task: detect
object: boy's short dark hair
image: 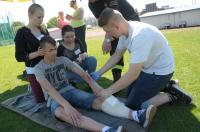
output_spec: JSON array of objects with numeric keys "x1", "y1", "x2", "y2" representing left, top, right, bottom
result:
[
  {"x1": 98, "y1": 8, "x2": 115, "y2": 27},
  {"x1": 40, "y1": 36, "x2": 56, "y2": 48},
  {"x1": 61, "y1": 25, "x2": 75, "y2": 36}
]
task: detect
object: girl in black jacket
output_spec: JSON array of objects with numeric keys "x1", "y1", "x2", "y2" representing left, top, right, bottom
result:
[{"x1": 15, "y1": 4, "x2": 48, "y2": 103}]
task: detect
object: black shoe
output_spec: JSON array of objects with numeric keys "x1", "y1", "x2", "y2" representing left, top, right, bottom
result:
[{"x1": 165, "y1": 80, "x2": 192, "y2": 104}]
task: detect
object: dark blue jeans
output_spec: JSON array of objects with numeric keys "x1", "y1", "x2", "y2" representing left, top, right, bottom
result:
[{"x1": 125, "y1": 71, "x2": 173, "y2": 110}]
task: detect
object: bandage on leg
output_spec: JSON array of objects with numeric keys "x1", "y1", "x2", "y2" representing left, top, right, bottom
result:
[{"x1": 101, "y1": 96, "x2": 130, "y2": 119}]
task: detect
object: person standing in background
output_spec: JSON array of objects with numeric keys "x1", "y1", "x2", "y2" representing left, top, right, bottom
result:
[
  {"x1": 66, "y1": 0, "x2": 87, "y2": 52},
  {"x1": 89, "y1": 0, "x2": 140, "y2": 83},
  {"x1": 57, "y1": 11, "x2": 70, "y2": 29}
]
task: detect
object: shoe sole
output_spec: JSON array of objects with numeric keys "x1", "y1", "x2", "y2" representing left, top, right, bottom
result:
[
  {"x1": 172, "y1": 84, "x2": 192, "y2": 104},
  {"x1": 143, "y1": 105, "x2": 157, "y2": 128},
  {"x1": 116, "y1": 126, "x2": 123, "y2": 132}
]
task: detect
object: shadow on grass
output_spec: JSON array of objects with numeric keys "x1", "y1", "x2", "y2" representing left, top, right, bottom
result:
[
  {"x1": 17, "y1": 74, "x2": 28, "y2": 82},
  {"x1": 0, "y1": 85, "x2": 52, "y2": 132},
  {"x1": 149, "y1": 103, "x2": 200, "y2": 132}
]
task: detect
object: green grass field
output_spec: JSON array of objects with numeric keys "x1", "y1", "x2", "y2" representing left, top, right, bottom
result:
[{"x1": 0, "y1": 27, "x2": 200, "y2": 132}]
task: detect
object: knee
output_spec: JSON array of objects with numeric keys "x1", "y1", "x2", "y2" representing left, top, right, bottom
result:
[
  {"x1": 54, "y1": 107, "x2": 64, "y2": 118},
  {"x1": 92, "y1": 98, "x2": 103, "y2": 110},
  {"x1": 87, "y1": 56, "x2": 97, "y2": 64}
]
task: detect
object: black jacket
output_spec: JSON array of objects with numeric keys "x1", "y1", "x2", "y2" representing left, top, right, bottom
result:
[
  {"x1": 15, "y1": 27, "x2": 49, "y2": 67},
  {"x1": 89, "y1": 0, "x2": 140, "y2": 21}
]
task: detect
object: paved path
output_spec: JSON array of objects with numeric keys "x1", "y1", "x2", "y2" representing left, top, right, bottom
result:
[{"x1": 86, "y1": 28, "x2": 105, "y2": 38}]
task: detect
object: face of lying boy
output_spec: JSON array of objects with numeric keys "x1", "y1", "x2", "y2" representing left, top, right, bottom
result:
[{"x1": 43, "y1": 43, "x2": 57, "y2": 60}]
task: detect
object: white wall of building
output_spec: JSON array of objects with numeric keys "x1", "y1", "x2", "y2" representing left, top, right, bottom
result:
[{"x1": 140, "y1": 8, "x2": 200, "y2": 29}]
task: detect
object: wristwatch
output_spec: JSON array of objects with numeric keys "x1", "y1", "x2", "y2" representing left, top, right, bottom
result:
[{"x1": 105, "y1": 38, "x2": 111, "y2": 43}]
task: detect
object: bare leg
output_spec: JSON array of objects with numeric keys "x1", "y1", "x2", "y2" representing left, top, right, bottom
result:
[
  {"x1": 149, "y1": 93, "x2": 170, "y2": 107},
  {"x1": 55, "y1": 107, "x2": 105, "y2": 132}
]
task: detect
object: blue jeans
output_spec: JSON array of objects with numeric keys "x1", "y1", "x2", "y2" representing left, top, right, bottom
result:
[
  {"x1": 65, "y1": 56, "x2": 97, "y2": 83},
  {"x1": 50, "y1": 87, "x2": 96, "y2": 113},
  {"x1": 125, "y1": 71, "x2": 173, "y2": 110}
]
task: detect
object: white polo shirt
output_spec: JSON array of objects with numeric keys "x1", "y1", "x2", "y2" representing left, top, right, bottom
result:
[{"x1": 117, "y1": 21, "x2": 174, "y2": 75}]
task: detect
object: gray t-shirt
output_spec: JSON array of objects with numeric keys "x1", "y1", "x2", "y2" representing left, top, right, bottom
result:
[{"x1": 34, "y1": 56, "x2": 76, "y2": 105}]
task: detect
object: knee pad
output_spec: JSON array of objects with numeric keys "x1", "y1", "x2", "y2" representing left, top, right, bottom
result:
[{"x1": 101, "y1": 96, "x2": 129, "y2": 118}]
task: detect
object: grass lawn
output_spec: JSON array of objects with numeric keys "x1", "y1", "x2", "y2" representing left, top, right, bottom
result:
[{"x1": 0, "y1": 27, "x2": 200, "y2": 132}]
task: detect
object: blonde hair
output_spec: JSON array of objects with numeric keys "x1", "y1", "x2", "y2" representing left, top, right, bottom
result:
[{"x1": 28, "y1": 3, "x2": 44, "y2": 15}]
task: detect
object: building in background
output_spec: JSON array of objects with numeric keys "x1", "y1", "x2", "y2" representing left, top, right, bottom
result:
[{"x1": 140, "y1": 5, "x2": 200, "y2": 29}]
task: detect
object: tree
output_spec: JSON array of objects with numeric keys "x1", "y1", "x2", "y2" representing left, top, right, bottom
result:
[
  {"x1": 47, "y1": 17, "x2": 58, "y2": 28},
  {"x1": 11, "y1": 21, "x2": 25, "y2": 34}
]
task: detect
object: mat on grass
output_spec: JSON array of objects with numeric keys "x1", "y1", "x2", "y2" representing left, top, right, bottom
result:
[{"x1": 1, "y1": 93, "x2": 145, "y2": 132}]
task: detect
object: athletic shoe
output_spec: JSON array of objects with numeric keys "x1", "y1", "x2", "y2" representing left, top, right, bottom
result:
[
  {"x1": 164, "y1": 80, "x2": 192, "y2": 104},
  {"x1": 137, "y1": 105, "x2": 157, "y2": 128},
  {"x1": 106, "y1": 126, "x2": 123, "y2": 132}
]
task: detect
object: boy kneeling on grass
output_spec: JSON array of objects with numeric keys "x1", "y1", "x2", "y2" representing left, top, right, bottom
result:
[{"x1": 33, "y1": 36, "x2": 156, "y2": 132}]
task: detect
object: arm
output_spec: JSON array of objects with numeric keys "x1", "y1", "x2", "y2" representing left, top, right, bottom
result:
[
  {"x1": 98, "y1": 48, "x2": 126, "y2": 76},
  {"x1": 71, "y1": 63, "x2": 103, "y2": 93},
  {"x1": 102, "y1": 33, "x2": 113, "y2": 54},
  {"x1": 69, "y1": 7, "x2": 84, "y2": 20},
  {"x1": 37, "y1": 79, "x2": 72, "y2": 108},
  {"x1": 88, "y1": 1, "x2": 105, "y2": 18},
  {"x1": 37, "y1": 78, "x2": 82, "y2": 126},
  {"x1": 15, "y1": 28, "x2": 44, "y2": 62},
  {"x1": 15, "y1": 29, "x2": 29, "y2": 62},
  {"x1": 99, "y1": 63, "x2": 143, "y2": 97}
]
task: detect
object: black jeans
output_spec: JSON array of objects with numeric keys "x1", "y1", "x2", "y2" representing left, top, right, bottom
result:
[
  {"x1": 110, "y1": 38, "x2": 124, "y2": 70},
  {"x1": 74, "y1": 25, "x2": 87, "y2": 52}
]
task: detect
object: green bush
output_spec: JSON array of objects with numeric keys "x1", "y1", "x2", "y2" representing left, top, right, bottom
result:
[{"x1": 47, "y1": 17, "x2": 58, "y2": 28}]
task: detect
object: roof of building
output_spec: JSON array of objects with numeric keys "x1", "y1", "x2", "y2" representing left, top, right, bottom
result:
[{"x1": 140, "y1": 5, "x2": 200, "y2": 18}]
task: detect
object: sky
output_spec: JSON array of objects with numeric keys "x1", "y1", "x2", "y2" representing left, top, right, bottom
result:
[{"x1": 0, "y1": 0, "x2": 200, "y2": 24}]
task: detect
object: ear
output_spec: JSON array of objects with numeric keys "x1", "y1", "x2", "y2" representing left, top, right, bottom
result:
[{"x1": 113, "y1": 22, "x2": 120, "y2": 31}]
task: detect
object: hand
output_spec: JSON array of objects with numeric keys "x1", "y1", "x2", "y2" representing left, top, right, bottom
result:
[
  {"x1": 64, "y1": 105, "x2": 82, "y2": 127},
  {"x1": 66, "y1": 14, "x2": 72, "y2": 20},
  {"x1": 96, "y1": 89, "x2": 111, "y2": 99},
  {"x1": 75, "y1": 57, "x2": 82, "y2": 64},
  {"x1": 102, "y1": 39, "x2": 112, "y2": 55},
  {"x1": 90, "y1": 82, "x2": 103, "y2": 94},
  {"x1": 37, "y1": 47, "x2": 45, "y2": 57},
  {"x1": 79, "y1": 53, "x2": 87, "y2": 61},
  {"x1": 90, "y1": 72, "x2": 101, "y2": 81}
]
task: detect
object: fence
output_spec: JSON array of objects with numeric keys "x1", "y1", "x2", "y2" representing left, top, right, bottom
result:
[{"x1": 0, "y1": 14, "x2": 15, "y2": 46}]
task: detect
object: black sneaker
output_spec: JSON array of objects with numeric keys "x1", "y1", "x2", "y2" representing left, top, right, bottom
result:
[
  {"x1": 165, "y1": 80, "x2": 192, "y2": 104},
  {"x1": 163, "y1": 80, "x2": 178, "y2": 92},
  {"x1": 106, "y1": 126, "x2": 123, "y2": 132},
  {"x1": 137, "y1": 105, "x2": 157, "y2": 128}
]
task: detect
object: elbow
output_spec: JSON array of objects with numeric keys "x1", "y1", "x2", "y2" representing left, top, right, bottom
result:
[
  {"x1": 15, "y1": 52, "x2": 28, "y2": 62},
  {"x1": 15, "y1": 55, "x2": 25, "y2": 62}
]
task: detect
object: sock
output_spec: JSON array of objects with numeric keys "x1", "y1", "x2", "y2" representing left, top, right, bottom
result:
[
  {"x1": 132, "y1": 111, "x2": 139, "y2": 122},
  {"x1": 102, "y1": 126, "x2": 111, "y2": 132}
]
